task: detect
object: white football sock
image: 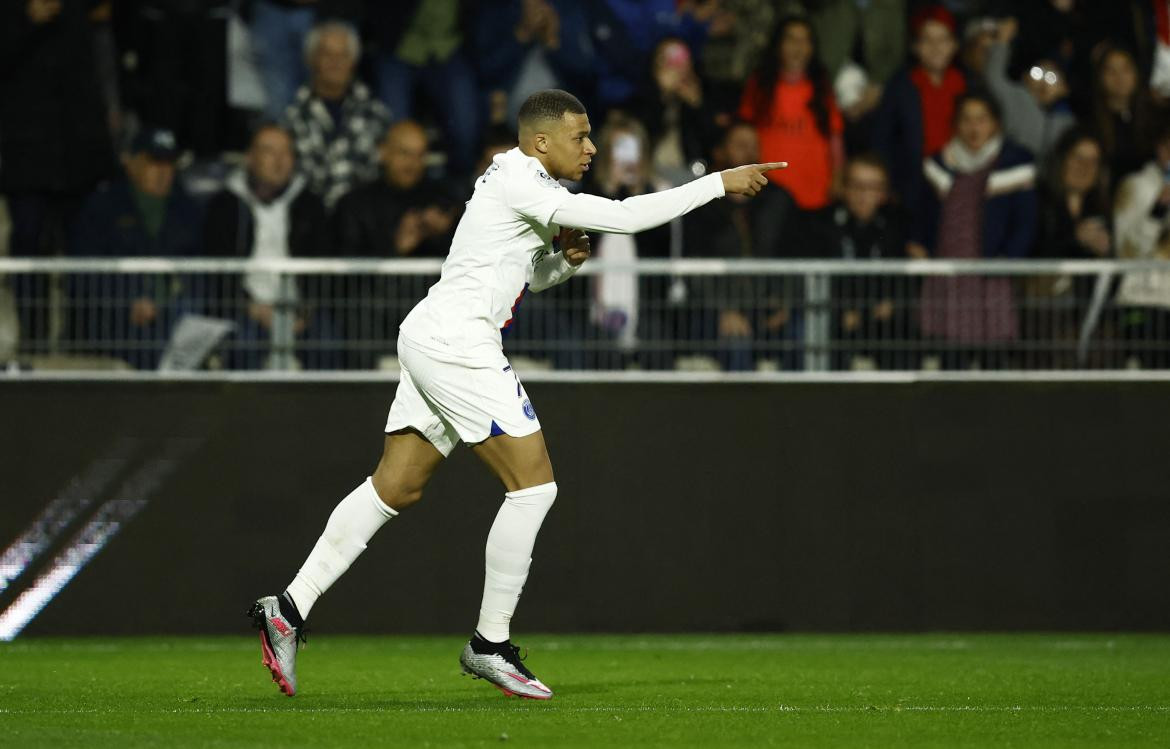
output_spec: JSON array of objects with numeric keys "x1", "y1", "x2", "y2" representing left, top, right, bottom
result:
[
  {"x1": 476, "y1": 481, "x2": 558, "y2": 643},
  {"x1": 284, "y1": 477, "x2": 396, "y2": 619}
]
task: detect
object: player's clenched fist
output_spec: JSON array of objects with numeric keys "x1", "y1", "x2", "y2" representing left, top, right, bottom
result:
[
  {"x1": 720, "y1": 162, "x2": 788, "y2": 197},
  {"x1": 560, "y1": 228, "x2": 591, "y2": 266}
]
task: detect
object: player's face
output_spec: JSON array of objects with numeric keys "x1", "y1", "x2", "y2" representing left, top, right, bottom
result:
[{"x1": 548, "y1": 112, "x2": 595, "y2": 181}]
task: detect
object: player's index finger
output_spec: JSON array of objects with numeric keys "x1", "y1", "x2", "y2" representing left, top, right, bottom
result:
[{"x1": 757, "y1": 161, "x2": 789, "y2": 171}]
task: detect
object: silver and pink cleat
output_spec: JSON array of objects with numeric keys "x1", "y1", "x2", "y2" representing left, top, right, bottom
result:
[
  {"x1": 459, "y1": 636, "x2": 554, "y2": 700},
  {"x1": 248, "y1": 595, "x2": 302, "y2": 697}
]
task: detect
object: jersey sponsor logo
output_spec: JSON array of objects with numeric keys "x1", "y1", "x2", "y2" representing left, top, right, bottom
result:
[{"x1": 522, "y1": 399, "x2": 536, "y2": 420}]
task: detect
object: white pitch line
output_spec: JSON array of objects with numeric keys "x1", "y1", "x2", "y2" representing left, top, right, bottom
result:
[
  {"x1": 0, "y1": 637, "x2": 1160, "y2": 654},
  {"x1": 0, "y1": 705, "x2": 1167, "y2": 716}
]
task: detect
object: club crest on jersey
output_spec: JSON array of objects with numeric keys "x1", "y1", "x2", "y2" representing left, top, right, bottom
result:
[
  {"x1": 534, "y1": 169, "x2": 558, "y2": 187},
  {"x1": 522, "y1": 399, "x2": 536, "y2": 420}
]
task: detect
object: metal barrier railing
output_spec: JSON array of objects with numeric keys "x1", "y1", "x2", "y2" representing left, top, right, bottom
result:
[{"x1": 2, "y1": 257, "x2": 1169, "y2": 373}]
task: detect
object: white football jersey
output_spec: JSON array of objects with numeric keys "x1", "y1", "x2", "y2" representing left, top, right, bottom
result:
[{"x1": 399, "y1": 147, "x2": 573, "y2": 361}]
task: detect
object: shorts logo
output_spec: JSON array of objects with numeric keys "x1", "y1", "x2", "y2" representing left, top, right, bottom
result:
[{"x1": 522, "y1": 399, "x2": 536, "y2": 420}]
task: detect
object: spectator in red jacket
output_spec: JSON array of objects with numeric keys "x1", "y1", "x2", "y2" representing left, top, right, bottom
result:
[
  {"x1": 738, "y1": 15, "x2": 844, "y2": 213},
  {"x1": 871, "y1": 5, "x2": 966, "y2": 208}
]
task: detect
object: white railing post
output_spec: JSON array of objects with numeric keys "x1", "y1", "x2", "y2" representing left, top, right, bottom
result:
[
  {"x1": 804, "y1": 273, "x2": 830, "y2": 371},
  {"x1": 270, "y1": 273, "x2": 297, "y2": 371}
]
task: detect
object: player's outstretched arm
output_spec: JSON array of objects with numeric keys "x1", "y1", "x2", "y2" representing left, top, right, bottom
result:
[{"x1": 549, "y1": 162, "x2": 788, "y2": 235}]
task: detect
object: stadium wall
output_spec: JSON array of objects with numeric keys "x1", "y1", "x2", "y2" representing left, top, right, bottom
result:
[{"x1": 2, "y1": 380, "x2": 1167, "y2": 635}]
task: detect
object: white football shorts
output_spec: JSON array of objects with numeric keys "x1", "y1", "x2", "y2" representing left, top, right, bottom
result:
[{"x1": 384, "y1": 335, "x2": 542, "y2": 456}]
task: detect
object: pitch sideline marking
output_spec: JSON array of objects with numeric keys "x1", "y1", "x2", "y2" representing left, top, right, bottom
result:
[
  {"x1": 1, "y1": 636, "x2": 1161, "y2": 654},
  {"x1": 1, "y1": 705, "x2": 1168, "y2": 716}
]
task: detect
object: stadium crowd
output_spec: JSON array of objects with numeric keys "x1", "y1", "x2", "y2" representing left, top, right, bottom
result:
[{"x1": 4, "y1": 0, "x2": 1170, "y2": 370}]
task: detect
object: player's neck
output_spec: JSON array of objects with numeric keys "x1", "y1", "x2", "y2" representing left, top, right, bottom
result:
[{"x1": 519, "y1": 143, "x2": 557, "y2": 178}]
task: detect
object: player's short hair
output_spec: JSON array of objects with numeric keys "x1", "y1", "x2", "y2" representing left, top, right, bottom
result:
[{"x1": 517, "y1": 89, "x2": 587, "y2": 131}]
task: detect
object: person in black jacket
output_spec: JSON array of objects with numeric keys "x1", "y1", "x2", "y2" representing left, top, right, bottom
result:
[
  {"x1": 1029, "y1": 128, "x2": 1115, "y2": 367},
  {"x1": 331, "y1": 119, "x2": 462, "y2": 368},
  {"x1": 808, "y1": 154, "x2": 914, "y2": 370},
  {"x1": 1, "y1": 0, "x2": 116, "y2": 246},
  {"x1": 68, "y1": 127, "x2": 201, "y2": 369},
  {"x1": 1, "y1": 0, "x2": 118, "y2": 353},
  {"x1": 203, "y1": 122, "x2": 337, "y2": 369},
  {"x1": 332, "y1": 120, "x2": 460, "y2": 258},
  {"x1": 683, "y1": 120, "x2": 799, "y2": 371}
]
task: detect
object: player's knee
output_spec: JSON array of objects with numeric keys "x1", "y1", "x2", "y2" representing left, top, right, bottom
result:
[
  {"x1": 508, "y1": 479, "x2": 557, "y2": 509},
  {"x1": 370, "y1": 471, "x2": 424, "y2": 511}
]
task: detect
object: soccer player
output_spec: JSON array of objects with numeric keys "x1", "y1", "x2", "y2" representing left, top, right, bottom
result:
[{"x1": 249, "y1": 89, "x2": 786, "y2": 699}]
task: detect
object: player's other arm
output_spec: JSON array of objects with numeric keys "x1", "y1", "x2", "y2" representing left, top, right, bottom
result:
[
  {"x1": 529, "y1": 229, "x2": 590, "y2": 292},
  {"x1": 549, "y1": 162, "x2": 788, "y2": 235}
]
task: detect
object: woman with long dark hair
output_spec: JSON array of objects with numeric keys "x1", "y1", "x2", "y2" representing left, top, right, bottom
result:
[
  {"x1": 1090, "y1": 44, "x2": 1157, "y2": 187},
  {"x1": 738, "y1": 15, "x2": 843, "y2": 212},
  {"x1": 1038, "y1": 128, "x2": 1112, "y2": 262},
  {"x1": 1029, "y1": 128, "x2": 1114, "y2": 366}
]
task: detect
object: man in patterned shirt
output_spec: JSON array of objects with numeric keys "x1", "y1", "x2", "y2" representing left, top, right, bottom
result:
[{"x1": 284, "y1": 20, "x2": 392, "y2": 209}]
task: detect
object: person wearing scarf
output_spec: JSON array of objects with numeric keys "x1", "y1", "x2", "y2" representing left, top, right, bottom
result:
[{"x1": 911, "y1": 91, "x2": 1038, "y2": 369}]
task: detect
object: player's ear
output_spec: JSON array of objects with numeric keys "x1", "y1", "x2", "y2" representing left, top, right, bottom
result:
[{"x1": 533, "y1": 132, "x2": 549, "y2": 155}]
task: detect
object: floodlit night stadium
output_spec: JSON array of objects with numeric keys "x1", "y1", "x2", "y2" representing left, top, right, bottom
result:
[{"x1": 1, "y1": 2, "x2": 1168, "y2": 747}]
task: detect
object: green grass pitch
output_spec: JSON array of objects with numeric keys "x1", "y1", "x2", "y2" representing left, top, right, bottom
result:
[{"x1": 1, "y1": 634, "x2": 1168, "y2": 747}]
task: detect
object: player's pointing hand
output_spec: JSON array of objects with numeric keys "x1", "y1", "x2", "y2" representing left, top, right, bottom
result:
[{"x1": 720, "y1": 162, "x2": 788, "y2": 197}]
